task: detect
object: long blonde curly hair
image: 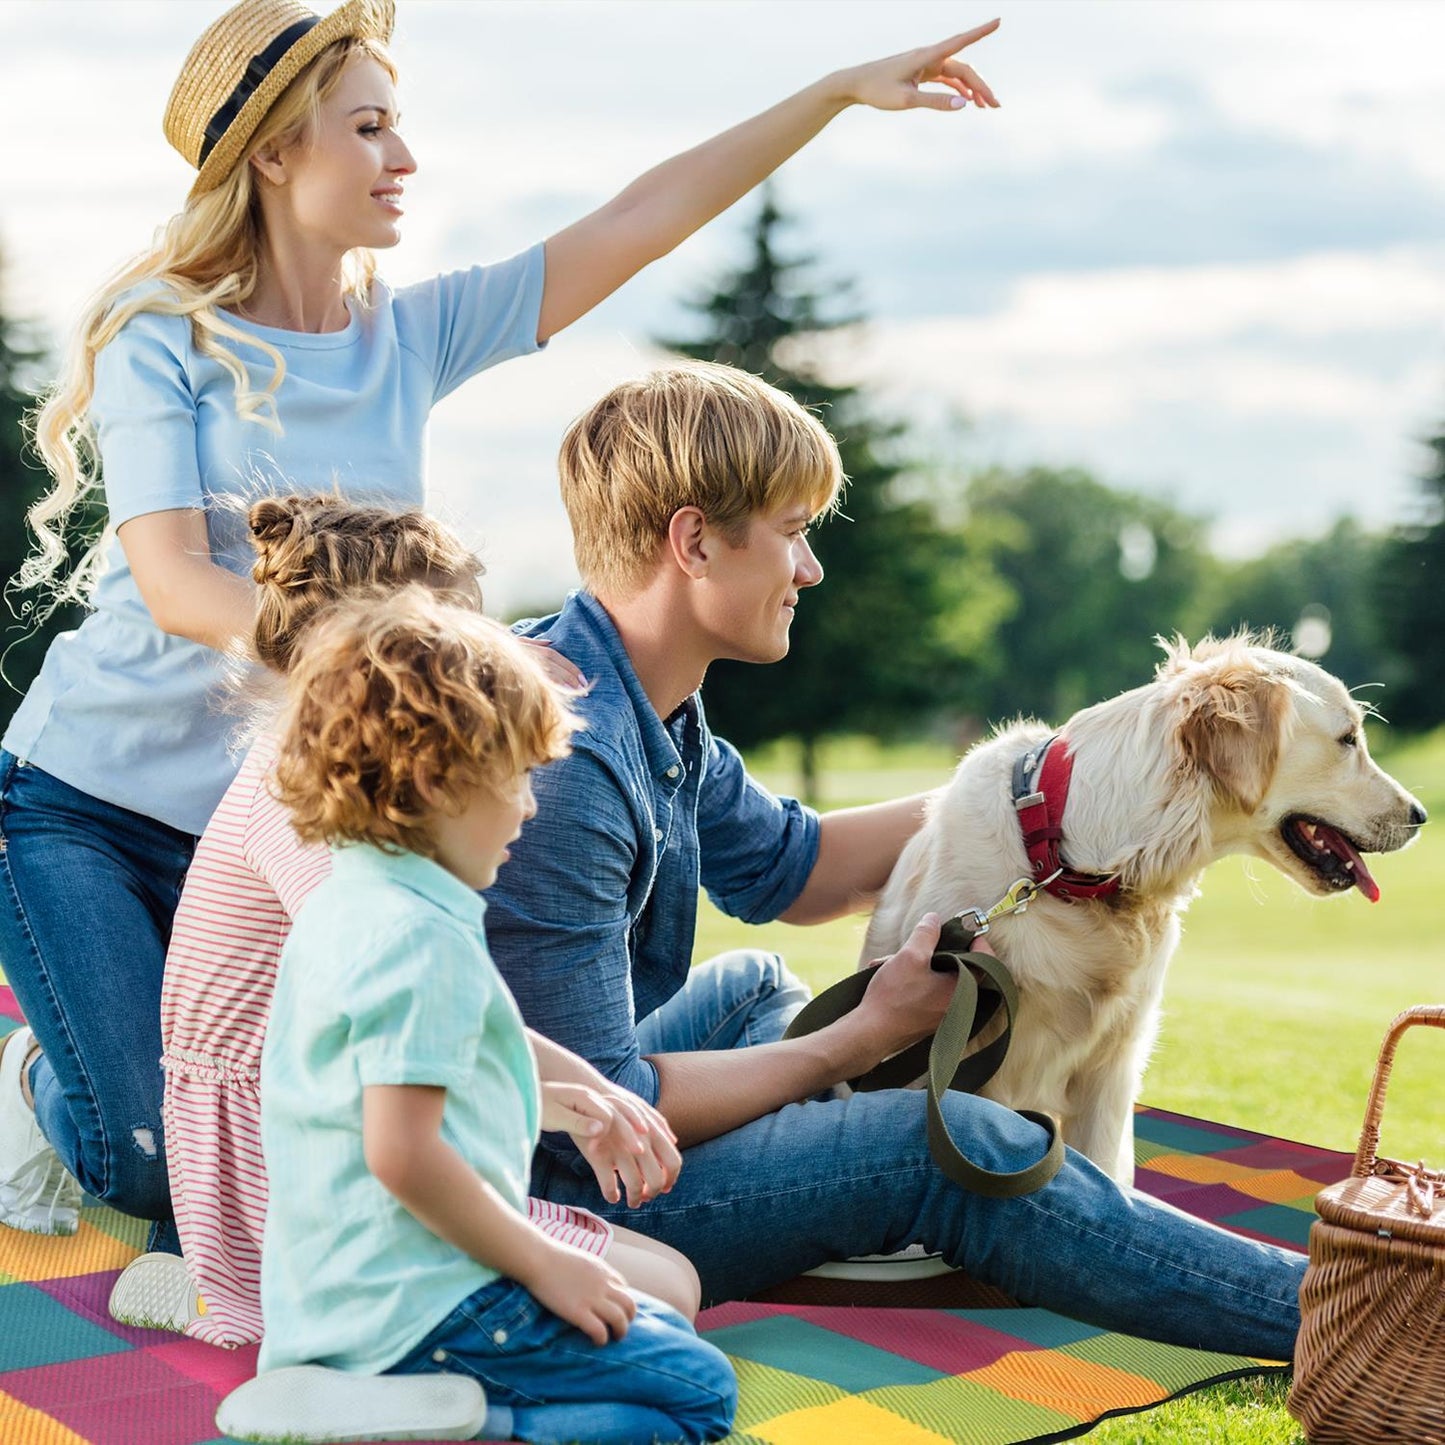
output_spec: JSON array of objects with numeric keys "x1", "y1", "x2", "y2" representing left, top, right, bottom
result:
[{"x1": 17, "y1": 33, "x2": 396, "y2": 621}]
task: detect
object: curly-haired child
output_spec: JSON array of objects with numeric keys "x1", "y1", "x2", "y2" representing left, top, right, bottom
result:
[
  {"x1": 214, "y1": 589, "x2": 735, "y2": 1445},
  {"x1": 110, "y1": 496, "x2": 695, "y2": 1366}
]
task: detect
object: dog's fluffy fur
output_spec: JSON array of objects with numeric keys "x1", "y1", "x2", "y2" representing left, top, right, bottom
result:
[{"x1": 863, "y1": 636, "x2": 1426, "y2": 1185}]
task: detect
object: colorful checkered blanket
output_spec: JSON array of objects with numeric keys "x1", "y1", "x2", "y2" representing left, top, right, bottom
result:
[{"x1": 1, "y1": 982, "x2": 1345, "y2": 1444}]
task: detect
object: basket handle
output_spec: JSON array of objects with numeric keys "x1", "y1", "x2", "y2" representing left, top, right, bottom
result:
[{"x1": 1351, "y1": 1004, "x2": 1445, "y2": 1179}]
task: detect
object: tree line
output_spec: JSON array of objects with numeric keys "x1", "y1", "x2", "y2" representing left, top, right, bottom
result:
[{"x1": 2, "y1": 202, "x2": 1441, "y2": 799}]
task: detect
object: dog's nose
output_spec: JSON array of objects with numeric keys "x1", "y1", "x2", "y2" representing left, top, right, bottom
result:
[{"x1": 1410, "y1": 802, "x2": 1428, "y2": 829}]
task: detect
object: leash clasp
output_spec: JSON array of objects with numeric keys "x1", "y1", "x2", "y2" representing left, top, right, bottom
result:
[{"x1": 952, "y1": 871, "x2": 1062, "y2": 935}]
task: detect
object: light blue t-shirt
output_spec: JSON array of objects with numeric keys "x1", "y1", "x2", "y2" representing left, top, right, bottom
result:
[
  {"x1": 258, "y1": 842, "x2": 541, "y2": 1376},
  {"x1": 4, "y1": 245, "x2": 546, "y2": 834}
]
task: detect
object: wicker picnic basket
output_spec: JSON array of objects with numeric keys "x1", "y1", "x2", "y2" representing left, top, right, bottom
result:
[{"x1": 1288, "y1": 1005, "x2": 1445, "y2": 1444}]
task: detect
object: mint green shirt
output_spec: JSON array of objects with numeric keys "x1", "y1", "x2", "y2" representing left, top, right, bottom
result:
[{"x1": 258, "y1": 842, "x2": 541, "y2": 1375}]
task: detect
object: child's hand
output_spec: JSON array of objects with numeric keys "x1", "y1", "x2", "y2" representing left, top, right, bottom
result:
[
  {"x1": 540, "y1": 1081, "x2": 681, "y2": 1208},
  {"x1": 527, "y1": 1242, "x2": 637, "y2": 1346}
]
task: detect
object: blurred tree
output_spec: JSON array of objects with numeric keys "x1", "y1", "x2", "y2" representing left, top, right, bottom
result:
[
  {"x1": 1376, "y1": 430, "x2": 1445, "y2": 729},
  {"x1": 1200, "y1": 519, "x2": 1395, "y2": 696},
  {"x1": 960, "y1": 465, "x2": 1212, "y2": 725},
  {"x1": 658, "y1": 190, "x2": 1009, "y2": 802},
  {"x1": 0, "y1": 257, "x2": 85, "y2": 734}
]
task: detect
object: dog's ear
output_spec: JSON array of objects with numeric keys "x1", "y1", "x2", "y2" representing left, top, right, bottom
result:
[{"x1": 1174, "y1": 654, "x2": 1291, "y2": 813}]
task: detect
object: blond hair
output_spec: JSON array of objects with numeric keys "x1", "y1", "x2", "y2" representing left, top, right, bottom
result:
[
  {"x1": 273, "y1": 588, "x2": 578, "y2": 857},
  {"x1": 18, "y1": 35, "x2": 394, "y2": 620},
  {"x1": 558, "y1": 362, "x2": 844, "y2": 596},
  {"x1": 247, "y1": 495, "x2": 485, "y2": 674}
]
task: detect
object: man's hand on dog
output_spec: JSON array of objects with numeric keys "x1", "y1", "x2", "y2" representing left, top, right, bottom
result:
[{"x1": 855, "y1": 913, "x2": 996, "y2": 1063}]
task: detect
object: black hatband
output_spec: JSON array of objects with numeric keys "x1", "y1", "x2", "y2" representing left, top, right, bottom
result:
[{"x1": 198, "y1": 15, "x2": 322, "y2": 166}]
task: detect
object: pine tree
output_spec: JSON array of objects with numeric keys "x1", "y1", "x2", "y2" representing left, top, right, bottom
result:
[
  {"x1": 657, "y1": 191, "x2": 1007, "y2": 803},
  {"x1": 1377, "y1": 431, "x2": 1445, "y2": 729}
]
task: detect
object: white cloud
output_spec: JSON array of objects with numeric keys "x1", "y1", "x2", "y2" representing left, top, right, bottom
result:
[
  {"x1": 837, "y1": 250, "x2": 1445, "y2": 552},
  {"x1": 851, "y1": 247, "x2": 1445, "y2": 369}
]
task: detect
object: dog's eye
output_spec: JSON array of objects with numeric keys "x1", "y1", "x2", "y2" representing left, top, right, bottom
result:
[{"x1": 1338, "y1": 730, "x2": 1359, "y2": 748}]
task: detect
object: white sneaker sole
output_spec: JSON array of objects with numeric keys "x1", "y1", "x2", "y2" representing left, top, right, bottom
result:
[
  {"x1": 805, "y1": 1244, "x2": 958, "y2": 1281},
  {"x1": 215, "y1": 1365, "x2": 487, "y2": 1443},
  {"x1": 109, "y1": 1252, "x2": 203, "y2": 1332}
]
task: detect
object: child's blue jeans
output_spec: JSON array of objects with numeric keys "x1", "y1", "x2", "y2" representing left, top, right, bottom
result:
[{"x1": 388, "y1": 1278, "x2": 736, "y2": 1444}]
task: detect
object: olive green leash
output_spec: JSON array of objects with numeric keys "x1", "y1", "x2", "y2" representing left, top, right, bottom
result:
[{"x1": 784, "y1": 879, "x2": 1065, "y2": 1199}]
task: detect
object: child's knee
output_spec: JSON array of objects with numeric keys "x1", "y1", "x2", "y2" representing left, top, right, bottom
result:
[
  {"x1": 679, "y1": 1337, "x2": 738, "y2": 1442},
  {"x1": 655, "y1": 1244, "x2": 702, "y2": 1322}
]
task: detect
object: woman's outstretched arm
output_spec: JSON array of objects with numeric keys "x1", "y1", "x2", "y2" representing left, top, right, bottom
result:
[{"x1": 537, "y1": 20, "x2": 1000, "y2": 341}]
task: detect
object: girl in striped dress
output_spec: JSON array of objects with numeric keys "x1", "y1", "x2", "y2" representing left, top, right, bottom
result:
[{"x1": 109, "y1": 494, "x2": 695, "y2": 1347}]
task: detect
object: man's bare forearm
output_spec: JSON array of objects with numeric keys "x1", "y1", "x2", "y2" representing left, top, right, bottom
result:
[
  {"x1": 650, "y1": 913, "x2": 962, "y2": 1147},
  {"x1": 649, "y1": 1020, "x2": 876, "y2": 1148}
]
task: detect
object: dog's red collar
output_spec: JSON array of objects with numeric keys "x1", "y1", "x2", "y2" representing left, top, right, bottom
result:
[{"x1": 1011, "y1": 736, "x2": 1122, "y2": 902}]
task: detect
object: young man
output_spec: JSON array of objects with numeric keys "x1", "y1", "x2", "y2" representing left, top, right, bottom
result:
[{"x1": 484, "y1": 362, "x2": 1306, "y2": 1360}]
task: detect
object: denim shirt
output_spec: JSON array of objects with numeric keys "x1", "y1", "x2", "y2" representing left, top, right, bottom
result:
[{"x1": 485, "y1": 592, "x2": 820, "y2": 1128}]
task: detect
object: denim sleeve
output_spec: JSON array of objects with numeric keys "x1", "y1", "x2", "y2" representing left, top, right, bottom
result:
[
  {"x1": 393, "y1": 245, "x2": 548, "y2": 404},
  {"x1": 697, "y1": 734, "x2": 821, "y2": 924},
  {"x1": 483, "y1": 748, "x2": 661, "y2": 1122}
]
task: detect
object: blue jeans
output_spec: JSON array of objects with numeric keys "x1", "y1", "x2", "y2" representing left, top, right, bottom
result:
[
  {"x1": 0, "y1": 751, "x2": 193, "y2": 1233},
  {"x1": 389, "y1": 1278, "x2": 736, "y2": 1444},
  {"x1": 537, "y1": 950, "x2": 1306, "y2": 1363},
  {"x1": 635, "y1": 950, "x2": 810, "y2": 1054}
]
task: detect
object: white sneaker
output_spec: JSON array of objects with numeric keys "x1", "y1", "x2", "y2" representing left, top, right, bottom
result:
[
  {"x1": 109, "y1": 1251, "x2": 204, "y2": 1332},
  {"x1": 216, "y1": 1366, "x2": 488, "y2": 1443},
  {"x1": 0, "y1": 1027, "x2": 81, "y2": 1235}
]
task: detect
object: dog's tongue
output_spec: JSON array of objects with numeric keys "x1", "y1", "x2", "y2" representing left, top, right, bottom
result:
[{"x1": 1318, "y1": 823, "x2": 1381, "y2": 902}]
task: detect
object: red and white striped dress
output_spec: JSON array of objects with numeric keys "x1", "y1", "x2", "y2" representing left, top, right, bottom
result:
[{"x1": 160, "y1": 732, "x2": 611, "y2": 1349}]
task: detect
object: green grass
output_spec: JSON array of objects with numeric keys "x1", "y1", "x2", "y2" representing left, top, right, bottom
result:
[{"x1": 694, "y1": 727, "x2": 1445, "y2": 1445}]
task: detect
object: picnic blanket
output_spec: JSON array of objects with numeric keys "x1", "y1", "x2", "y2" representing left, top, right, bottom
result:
[{"x1": 0, "y1": 980, "x2": 1347, "y2": 1445}]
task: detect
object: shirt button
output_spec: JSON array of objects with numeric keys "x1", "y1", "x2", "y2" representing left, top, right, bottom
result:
[
  {"x1": 653, "y1": 827, "x2": 663, "y2": 842},
  {"x1": 665, "y1": 765, "x2": 680, "y2": 779},
  {"x1": 493, "y1": 1328, "x2": 508, "y2": 1345},
  {"x1": 432, "y1": 1349, "x2": 447, "y2": 1363}
]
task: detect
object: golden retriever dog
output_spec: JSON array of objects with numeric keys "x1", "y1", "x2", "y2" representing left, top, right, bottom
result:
[{"x1": 862, "y1": 635, "x2": 1427, "y2": 1186}]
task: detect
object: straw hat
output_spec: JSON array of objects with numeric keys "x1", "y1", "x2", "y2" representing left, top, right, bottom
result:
[{"x1": 164, "y1": 0, "x2": 395, "y2": 198}]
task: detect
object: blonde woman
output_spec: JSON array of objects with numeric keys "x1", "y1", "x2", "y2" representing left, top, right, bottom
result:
[{"x1": 0, "y1": 0, "x2": 998, "y2": 1244}]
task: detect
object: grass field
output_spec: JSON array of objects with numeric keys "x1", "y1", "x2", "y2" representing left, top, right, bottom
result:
[{"x1": 694, "y1": 726, "x2": 1445, "y2": 1444}]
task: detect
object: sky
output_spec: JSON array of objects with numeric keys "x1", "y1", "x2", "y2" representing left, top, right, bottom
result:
[{"x1": 5, "y1": 0, "x2": 1445, "y2": 612}]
